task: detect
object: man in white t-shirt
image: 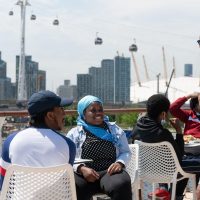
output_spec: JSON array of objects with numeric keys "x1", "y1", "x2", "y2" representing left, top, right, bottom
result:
[{"x1": 0, "y1": 90, "x2": 76, "y2": 190}]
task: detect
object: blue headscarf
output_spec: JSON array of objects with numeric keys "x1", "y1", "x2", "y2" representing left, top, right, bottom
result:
[{"x1": 77, "y1": 95, "x2": 116, "y2": 143}]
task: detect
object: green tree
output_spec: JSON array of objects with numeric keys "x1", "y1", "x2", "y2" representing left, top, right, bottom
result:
[{"x1": 108, "y1": 113, "x2": 139, "y2": 129}]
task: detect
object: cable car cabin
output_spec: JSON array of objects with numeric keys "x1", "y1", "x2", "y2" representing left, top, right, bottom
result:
[
  {"x1": 53, "y1": 19, "x2": 59, "y2": 25},
  {"x1": 9, "y1": 11, "x2": 14, "y2": 16},
  {"x1": 129, "y1": 44, "x2": 138, "y2": 52},
  {"x1": 197, "y1": 39, "x2": 200, "y2": 47},
  {"x1": 95, "y1": 37, "x2": 103, "y2": 45},
  {"x1": 30, "y1": 14, "x2": 36, "y2": 20}
]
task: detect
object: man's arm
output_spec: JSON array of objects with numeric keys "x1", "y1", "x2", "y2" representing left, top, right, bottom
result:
[{"x1": 170, "y1": 96, "x2": 190, "y2": 123}]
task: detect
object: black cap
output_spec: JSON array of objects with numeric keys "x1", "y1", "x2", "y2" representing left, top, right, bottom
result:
[
  {"x1": 28, "y1": 90, "x2": 73, "y2": 116},
  {"x1": 147, "y1": 94, "x2": 170, "y2": 119}
]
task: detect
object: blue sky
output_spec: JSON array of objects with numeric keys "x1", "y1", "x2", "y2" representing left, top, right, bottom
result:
[{"x1": 0, "y1": 0, "x2": 200, "y2": 91}]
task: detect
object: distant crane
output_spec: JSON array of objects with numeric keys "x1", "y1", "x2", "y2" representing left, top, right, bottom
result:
[
  {"x1": 162, "y1": 46, "x2": 168, "y2": 86},
  {"x1": 198, "y1": 69, "x2": 200, "y2": 87},
  {"x1": 165, "y1": 68, "x2": 175, "y2": 97},
  {"x1": 156, "y1": 73, "x2": 161, "y2": 94},
  {"x1": 142, "y1": 55, "x2": 150, "y2": 81},
  {"x1": 197, "y1": 36, "x2": 200, "y2": 86},
  {"x1": 172, "y1": 56, "x2": 176, "y2": 78},
  {"x1": 129, "y1": 41, "x2": 141, "y2": 87}
]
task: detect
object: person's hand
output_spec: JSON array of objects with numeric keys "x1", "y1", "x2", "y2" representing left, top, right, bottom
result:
[
  {"x1": 186, "y1": 92, "x2": 200, "y2": 100},
  {"x1": 79, "y1": 166, "x2": 100, "y2": 182},
  {"x1": 107, "y1": 162, "x2": 123, "y2": 175},
  {"x1": 169, "y1": 118, "x2": 182, "y2": 134}
]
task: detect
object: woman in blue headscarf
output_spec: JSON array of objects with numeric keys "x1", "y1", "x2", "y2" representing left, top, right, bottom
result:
[{"x1": 67, "y1": 95, "x2": 132, "y2": 200}]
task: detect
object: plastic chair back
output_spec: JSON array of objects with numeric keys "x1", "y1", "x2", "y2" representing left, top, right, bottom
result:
[
  {"x1": 126, "y1": 144, "x2": 139, "y2": 184},
  {"x1": 0, "y1": 163, "x2": 77, "y2": 200},
  {"x1": 126, "y1": 144, "x2": 140, "y2": 200},
  {"x1": 135, "y1": 140, "x2": 178, "y2": 183},
  {"x1": 135, "y1": 140, "x2": 197, "y2": 200}
]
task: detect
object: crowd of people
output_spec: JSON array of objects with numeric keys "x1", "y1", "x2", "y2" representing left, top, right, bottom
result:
[{"x1": 1, "y1": 89, "x2": 200, "y2": 199}]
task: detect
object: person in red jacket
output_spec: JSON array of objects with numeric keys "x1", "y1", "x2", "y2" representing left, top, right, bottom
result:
[
  {"x1": 170, "y1": 92, "x2": 200, "y2": 198},
  {"x1": 170, "y1": 92, "x2": 200, "y2": 138}
]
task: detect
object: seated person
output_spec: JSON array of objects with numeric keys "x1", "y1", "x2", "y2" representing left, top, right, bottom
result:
[
  {"x1": 67, "y1": 95, "x2": 132, "y2": 200},
  {"x1": 0, "y1": 90, "x2": 76, "y2": 191},
  {"x1": 170, "y1": 92, "x2": 200, "y2": 198},
  {"x1": 132, "y1": 94, "x2": 185, "y2": 199},
  {"x1": 170, "y1": 92, "x2": 200, "y2": 138}
]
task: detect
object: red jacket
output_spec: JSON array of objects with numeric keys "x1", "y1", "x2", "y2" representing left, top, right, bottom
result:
[{"x1": 170, "y1": 96, "x2": 200, "y2": 138}]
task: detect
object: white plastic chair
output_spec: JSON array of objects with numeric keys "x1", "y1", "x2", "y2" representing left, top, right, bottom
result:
[
  {"x1": 126, "y1": 144, "x2": 140, "y2": 200},
  {"x1": 0, "y1": 163, "x2": 77, "y2": 200},
  {"x1": 135, "y1": 140, "x2": 197, "y2": 200}
]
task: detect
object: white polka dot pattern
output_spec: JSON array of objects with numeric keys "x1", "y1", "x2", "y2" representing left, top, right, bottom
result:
[{"x1": 82, "y1": 131, "x2": 116, "y2": 171}]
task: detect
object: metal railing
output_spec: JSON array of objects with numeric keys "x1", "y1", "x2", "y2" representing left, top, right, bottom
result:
[{"x1": 0, "y1": 108, "x2": 146, "y2": 117}]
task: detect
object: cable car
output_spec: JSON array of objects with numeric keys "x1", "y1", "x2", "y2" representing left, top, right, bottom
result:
[
  {"x1": 30, "y1": 14, "x2": 36, "y2": 20},
  {"x1": 9, "y1": 10, "x2": 14, "y2": 16},
  {"x1": 197, "y1": 39, "x2": 200, "y2": 47},
  {"x1": 95, "y1": 37, "x2": 103, "y2": 45},
  {"x1": 53, "y1": 19, "x2": 59, "y2": 25},
  {"x1": 94, "y1": 32, "x2": 103, "y2": 45},
  {"x1": 129, "y1": 44, "x2": 138, "y2": 52}
]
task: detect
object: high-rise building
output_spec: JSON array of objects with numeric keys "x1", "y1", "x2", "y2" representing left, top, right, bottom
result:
[
  {"x1": 101, "y1": 59, "x2": 114, "y2": 103},
  {"x1": 0, "y1": 78, "x2": 13, "y2": 100},
  {"x1": 16, "y1": 55, "x2": 46, "y2": 98},
  {"x1": 70, "y1": 85, "x2": 77, "y2": 101},
  {"x1": 0, "y1": 52, "x2": 6, "y2": 79},
  {"x1": 64, "y1": 80, "x2": 70, "y2": 86},
  {"x1": 114, "y1": 56, "x2": 131, "y2": 104},
  {"x1": 0, "y1": 52, "x2": 15, "y2": 100},
  {"x1": 76, "y1": 56, "x2": 130, "y2": 104},
  {"x1": 57, "y1": 80, "x2": 77, "y2": 101},
  {"x1": 89, "y1": 66, "x2": 101, "y2": 97},
  {"x1": 77, "y1": 74, "x2": 92, "y2": 100},
  {"x1": 184, "y1": 64, "x2": 193, "y2": 77},
  {"x1": 37, "y1": 70, "x2": 46, "y2": 91}
]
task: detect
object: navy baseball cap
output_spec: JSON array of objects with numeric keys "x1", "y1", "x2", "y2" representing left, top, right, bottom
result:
[{"x1": 28, "y1": 90, "x2": 73, "y2": 116}]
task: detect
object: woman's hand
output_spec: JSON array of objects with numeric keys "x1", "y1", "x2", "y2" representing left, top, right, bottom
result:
[
  {"x1": 107, "y1": 162, "x2": 123, "y2": 175},
  {"x1": 79, "y1": 166, "x2": 100, "y2": 182}
]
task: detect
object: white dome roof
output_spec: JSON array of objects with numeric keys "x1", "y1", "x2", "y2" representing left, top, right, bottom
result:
[{"x1": 130, "y1": 76, "x2": 200, "y2": 103}]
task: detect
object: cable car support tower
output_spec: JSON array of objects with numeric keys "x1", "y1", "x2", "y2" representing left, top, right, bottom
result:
[
  {"x1": 11, "y1": 0, "x2": 59, "y2": 104},
  {"x1": 16, "y1": 0, "x2": 30, "y2": 102}
]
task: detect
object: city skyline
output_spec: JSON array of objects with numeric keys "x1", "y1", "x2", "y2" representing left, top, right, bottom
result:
[{"x1": 1, "y1": 0, "x2": 200, "y2": 92}]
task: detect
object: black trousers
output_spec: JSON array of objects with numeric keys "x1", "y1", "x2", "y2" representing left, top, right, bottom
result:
[
  {"x1": 74, "y1": 169, "x2": 132, "y2": 200},
  {"x1": 176, "y1": 154, "x2": 200, "y2": 196}
]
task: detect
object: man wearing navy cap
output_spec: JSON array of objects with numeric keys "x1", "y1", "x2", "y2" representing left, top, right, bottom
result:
[{"x1": 0, "y1": 90, "x2": 76, "y2": 191}]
